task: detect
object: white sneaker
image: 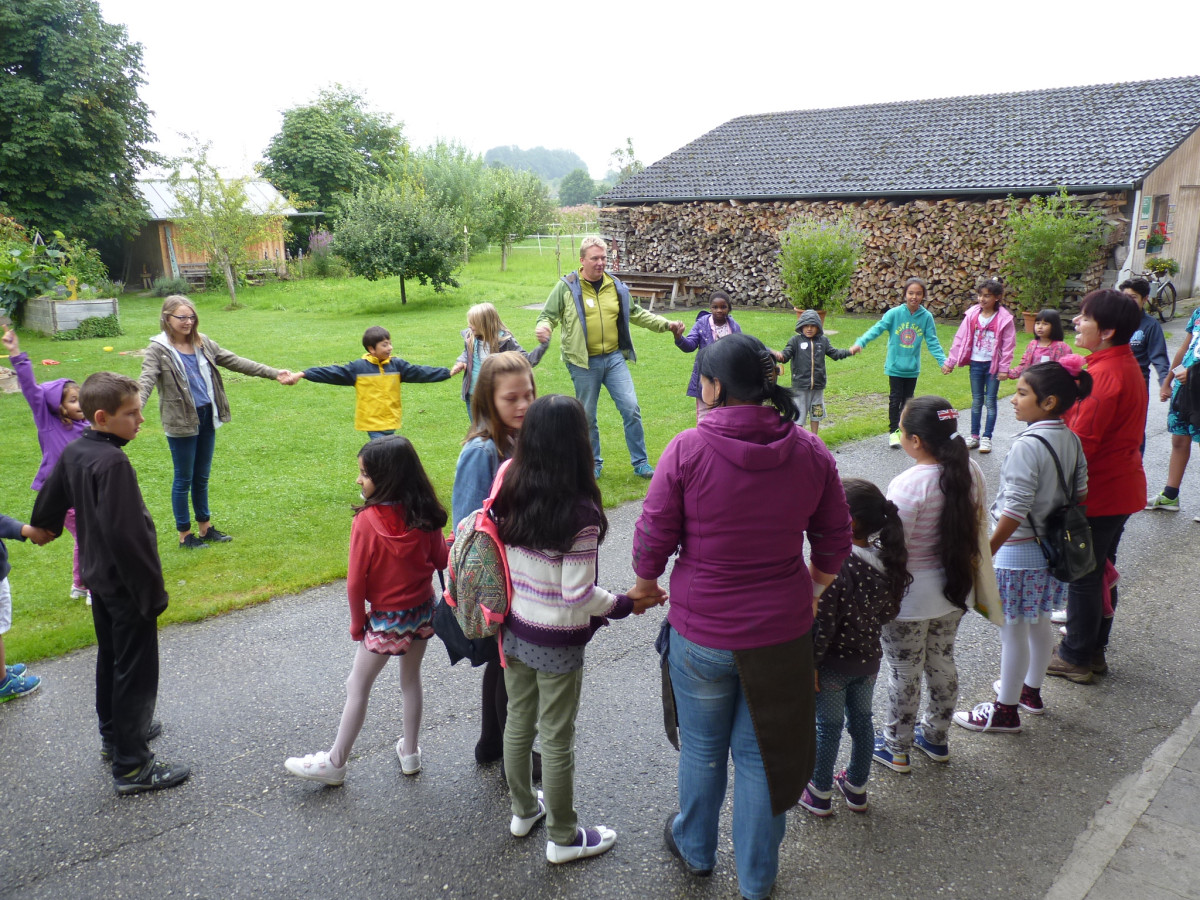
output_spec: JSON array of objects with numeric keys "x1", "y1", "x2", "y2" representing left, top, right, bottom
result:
[
  {"x1": 284, "y1": 750, "x2": 345, "y2": 785},
  {"x1": 395, "y1": 739, "x2": 421, "y2": 775},
  {"x1": 70, "y1": 586, "x2": 88, "y2": 600},
  {"x1": 1050, "y1": 609, "x2": 1067, "y2": 624},
  {"x1": 979, "y1": 437, "x2": 992, "y2": 453},
  {"x1": 510, "y1": 790, "x2": 546, "y2": 836},
  {"x1": 546, "y1": 825, "x2": 616, "y2": 863},
  {"x1": 965, "y1": 436, "x2": 980, "y2": 449}
]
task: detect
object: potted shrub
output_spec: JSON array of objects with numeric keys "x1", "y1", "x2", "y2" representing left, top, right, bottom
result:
[
  {"x1": 777, "y1": 214, "x2": 862, "y2": 325},
  {"x1": 1001, "y1": 189, "x2": 1109, "y2": 331},
  {"x1": 1145, "y1": 222, "x2": 1168, "y2": 254}
]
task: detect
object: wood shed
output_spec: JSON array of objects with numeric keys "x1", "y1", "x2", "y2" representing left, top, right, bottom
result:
[{"x1": 598, "y1": 76, "x2": 1200, "y2": 315}]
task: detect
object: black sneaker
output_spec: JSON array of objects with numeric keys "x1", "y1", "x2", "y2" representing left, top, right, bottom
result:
[
  {"x1": 179, "y1": 534, "x2": 208, "y2": 550},
  {"x1": 199, "y1": 527, "x2": 232, "y2": 543},
  {"x1": 101, "y1": 719, "x2": 163, "y2": 760},
  {"x1": 113, "y1": 759, "x2": 191, "y2": 796}
]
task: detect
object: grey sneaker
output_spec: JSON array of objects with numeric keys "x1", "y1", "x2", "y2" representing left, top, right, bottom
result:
[
  {"x1": 114, "y1": 759, "x2": 191, "y2": 796},
  {"x1": 965, "y1": 436, "x2": 980, "y2": 450}
]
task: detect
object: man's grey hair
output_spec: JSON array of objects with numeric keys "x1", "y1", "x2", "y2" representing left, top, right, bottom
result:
[{"x1": 579, "y1": 236, "x2": 607, "y2": 258}]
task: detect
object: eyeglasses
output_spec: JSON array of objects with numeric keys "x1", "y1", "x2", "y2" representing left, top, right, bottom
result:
[{"x1": 169, "y1": 314, "x2": 197, "y2": 322}]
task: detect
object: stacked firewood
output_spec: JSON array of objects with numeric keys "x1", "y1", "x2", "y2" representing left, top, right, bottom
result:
[{"x1": 599, "y1": 193, "x2": 1129, "y2": 316}]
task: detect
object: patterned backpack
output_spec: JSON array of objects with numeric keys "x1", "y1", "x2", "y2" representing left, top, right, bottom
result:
[{"x1": 444, "y1": 461, "x2": 512, "y2": 640}]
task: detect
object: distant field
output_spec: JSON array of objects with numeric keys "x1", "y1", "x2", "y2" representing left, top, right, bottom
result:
[{"x1": 0, "y1": 242, "x2": 985, "y2": 662}]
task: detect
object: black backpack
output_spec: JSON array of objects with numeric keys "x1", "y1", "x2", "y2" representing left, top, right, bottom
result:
[{"x1": 1024, "y1": 433, "x2": 1096, "y2": 583}]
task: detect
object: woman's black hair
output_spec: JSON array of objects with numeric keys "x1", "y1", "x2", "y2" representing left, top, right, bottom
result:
[
  {"x1": 355, "y1": 436, "x2": 448, "y2": 531},
  {"x1": 1021, "y1": 360, "x2": 1093, "y2": 416},
  {"x1": 843, "y1": 478, "x2": 912, "y2": 603},
  {"x1": 899, "y1": 396, "x2": 979, "y2": 610},
  {"x1": 1079, "y1": 289, "x2": 1142, "y2": 346},
  {"x1": 493, "y1": 395, "x2": 607, "y2": 552},
  {"x1": 698, "y1": 332, "x2": 798, "y2": 421},
  {"x1": 1034, "y1": 308, "x2": 1064, "y2": 342}
]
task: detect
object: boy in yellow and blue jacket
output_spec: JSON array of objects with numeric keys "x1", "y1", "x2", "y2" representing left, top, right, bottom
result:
[{"x1": 288, "y1": 326, "x2": 452, "y2": 438}]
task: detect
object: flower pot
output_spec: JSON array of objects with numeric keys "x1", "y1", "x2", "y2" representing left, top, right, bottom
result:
[{"x1": 1022, "y1": 311, "x2": 1038, "y2": 334}]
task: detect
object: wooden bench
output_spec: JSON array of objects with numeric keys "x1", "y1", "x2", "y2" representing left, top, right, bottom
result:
[
  {"x1": 614, "y1": 271, "x2": 697, "y2": 310},
  {"x1": 177, "y1": 263, "x2": 210, "y2": 287}
]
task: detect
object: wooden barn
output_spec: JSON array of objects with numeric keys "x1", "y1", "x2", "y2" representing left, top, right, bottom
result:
[
  {"x1": 128, "y1": 180, "x2": 299, "y2": 287},
  {"x1": 598, "y1": 76, "x2": 1200, "y2": 315}
]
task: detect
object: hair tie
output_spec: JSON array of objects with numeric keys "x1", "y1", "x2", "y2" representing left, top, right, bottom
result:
[
  {"x1": 1058, "y1": 354, "x2": 1086, "y2": 377},
  {"x1": 950, "y1": 431, "x2": 964, "y2": 441},
  {"x1": 937, "y1": 408, "x2": 959, "y2": 421}
]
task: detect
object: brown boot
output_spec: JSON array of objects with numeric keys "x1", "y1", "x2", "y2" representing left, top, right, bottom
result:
[
  {"x1": 1046, "y1": 648, "x2": 1093, "y2": 684},
  {"x1": 1090, "y1": 649, "x2": 1108, "y2": 675}
]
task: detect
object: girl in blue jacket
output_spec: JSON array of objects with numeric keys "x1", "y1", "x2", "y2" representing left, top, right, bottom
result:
[{"x1": 850, "y1": 278, "x2": 948, "y2": 448}]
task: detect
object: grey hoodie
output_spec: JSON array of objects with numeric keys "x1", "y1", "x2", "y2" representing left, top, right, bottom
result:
[{"x1": 778, "y1": 311, "x2": 852, "y2": 391}]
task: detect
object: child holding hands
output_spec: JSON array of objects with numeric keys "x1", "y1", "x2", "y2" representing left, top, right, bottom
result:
[
  {"x1": 1009, "y1": 309, "x2": 1073, "y2": 380},
  {"x1": 942, "y1": 279, "x2": 1017, "y2": 453},
  {"x1": 777, "y1": 309, "x2": 852, "y2": 433},
  {"x1": 801, "y1": 479, "x2": 909, "y2": 816}
]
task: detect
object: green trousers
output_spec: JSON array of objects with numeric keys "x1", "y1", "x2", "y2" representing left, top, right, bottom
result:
[{"x1": 503, "y1": 655, "x2": 584, "y2": 845}]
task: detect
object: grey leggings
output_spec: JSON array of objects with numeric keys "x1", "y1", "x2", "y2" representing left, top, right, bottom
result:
[
  {"x1": 879, "y1": 609, "x2": 964, "y2": 750},
  {"x1": 329, "y1": 640, "x2": 427, "y2": 768}
]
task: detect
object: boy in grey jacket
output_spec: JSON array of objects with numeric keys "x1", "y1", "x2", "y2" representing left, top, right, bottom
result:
[{"x1": 777, "y1": 310, "x2": 853, "y2": 433}]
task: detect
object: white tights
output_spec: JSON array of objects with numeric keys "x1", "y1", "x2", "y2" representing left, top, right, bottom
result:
[
  {"x1": 329, "y1": 640, "x2": 426, "y2": 768},
  {"x1": 996, "y1": 618, "x2": 1055, "y2": 705}
]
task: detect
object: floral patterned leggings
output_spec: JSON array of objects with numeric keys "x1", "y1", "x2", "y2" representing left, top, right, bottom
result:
[{"x1": 879, "y1": 609, "x2": 964, "y2": 752}]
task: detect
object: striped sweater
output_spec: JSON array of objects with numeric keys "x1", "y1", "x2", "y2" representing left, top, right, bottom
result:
[{"x1": 503, "y1": 506, "x2": 633, "y2": 647}]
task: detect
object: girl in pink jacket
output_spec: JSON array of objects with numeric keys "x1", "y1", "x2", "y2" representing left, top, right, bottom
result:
[{"x1": 942, "y1": 278, "x2": 1016, "y2": 453}]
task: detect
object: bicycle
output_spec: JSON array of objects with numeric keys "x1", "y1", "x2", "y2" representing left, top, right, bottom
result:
[{"x1": 1138, "y1": 269, "x2": 1177, "y2": 322}]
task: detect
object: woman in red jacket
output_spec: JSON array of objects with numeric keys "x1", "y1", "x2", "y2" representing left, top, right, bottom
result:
[{"x1": 1049, "y1": 290, "x2": 1146, "y2": 684}]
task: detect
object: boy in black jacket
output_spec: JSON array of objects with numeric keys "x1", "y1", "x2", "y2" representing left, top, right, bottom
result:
[
  {"x1": 776, "y1": 310, "x2": 852, "y2": 434},
  {"x1": 32, "y1": 372, "x2": 190, "y2": 795}
]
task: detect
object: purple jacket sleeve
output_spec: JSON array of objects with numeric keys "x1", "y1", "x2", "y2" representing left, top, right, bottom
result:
[
  {"x1": 804, "y1": 450, "x2": 854, "y2": 576},
  {"x1": 632, "y1": 437, "x2": 686, "y2": 579},
  {"x1": 12, "y1": 352, "x2": 54, "y2": 432}
]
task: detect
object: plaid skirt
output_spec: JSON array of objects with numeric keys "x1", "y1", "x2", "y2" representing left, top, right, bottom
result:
[{"x1": 363, "y1": 597, "x2": 435, "y2": 656}]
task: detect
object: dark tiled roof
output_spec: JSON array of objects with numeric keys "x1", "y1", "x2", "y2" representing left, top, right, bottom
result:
[{"x1": 602, "y1": 76, "x2": 1200, "y2": 204}]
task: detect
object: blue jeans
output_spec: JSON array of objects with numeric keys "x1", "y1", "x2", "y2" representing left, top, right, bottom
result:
[
  {"x1": 566, "y1": 351, "x2": 648, "y2": 469},
  {"x1": 812, "y1": 668, "x2": 876, "y2": 792},
  {"x1": 366, "y1": 430, "x2": 395, "y2": 441},
  {"x1": 166, "y1": 404, "x2": 215, "y2": 532},
  {"x1": 668, "y1": 629, "x2": 784, "y2": 900},
  {"x1": 968, "y1": 361, "x2": 1000, "y2": 438}
]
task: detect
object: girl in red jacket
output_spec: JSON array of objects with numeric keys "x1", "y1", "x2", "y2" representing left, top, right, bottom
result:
[{"x1": 284, "y1": 436, "x2": 449, "y2": 785}]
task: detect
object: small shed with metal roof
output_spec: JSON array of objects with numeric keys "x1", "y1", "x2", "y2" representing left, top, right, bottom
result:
[
  {"x1": 128, "y1": 180, "x2": 300, "y2": 288},
  {"x1": 598, "y1": 75, "x2": 1200, "y2": 310}
]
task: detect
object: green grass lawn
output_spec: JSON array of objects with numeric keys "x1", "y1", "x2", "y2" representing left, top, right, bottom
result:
[{"x1": 0, "y1": 242, "x2": 1003, "y2": 662}]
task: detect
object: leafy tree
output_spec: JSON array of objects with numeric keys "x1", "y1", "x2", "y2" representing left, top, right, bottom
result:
[
  {"x1": 1001, "y1": 189, "x2": 1109, "y2": 310},
  {"x1": 169, "y1": 140, "x2": 288, "y2": 309},
  {"x1": 609, "y1": 138, "x2": 645, "y2": 185},
  {"x1": 481, "y1": 168, "x2": 555, "y2": 272},
  {"x1": 333, "y1": 184, "x2": 460, "y2": 305},
  {"x1": 0, "y1": 0, "x2": 156, "y2": 248},
  {"x1": 558, "y1": 169, "x2": 597, "y2": 207},
  {"x1": 260, "y1": 86, "x2": 407, "y2": 218},
  {"x1": 412, "y1": 140, "x2": 492, "y2": 258},
  {"x1": 483, "y1": 145, "x2": 588, "y2": 180}
]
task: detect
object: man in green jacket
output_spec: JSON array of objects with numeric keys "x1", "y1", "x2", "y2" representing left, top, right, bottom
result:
[{"x1": 535, "y1": 237, "x2": 684, "y2": 478}]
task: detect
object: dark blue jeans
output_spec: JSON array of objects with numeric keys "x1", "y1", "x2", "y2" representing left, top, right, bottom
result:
[
  {"x1": 166, "y1": 404, "x2": 215, "y2": 533},
  {"x1": 968, "y1": 361, "x2": 1000, "y2": 439},
  {"x1": 812, "y1": 668, "x2": 876, "y2": 792}
]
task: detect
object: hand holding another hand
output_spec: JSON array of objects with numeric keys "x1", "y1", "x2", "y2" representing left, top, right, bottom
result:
[
  {"x1": 450, "y1": 361, "x2": 466, "y2": 376},
  {"x1": 628, "y1": 576, "x2": 667, "y2": 615},
  {"x1": 849, "y1": 344, "x2": 862, "y2": 356},
  {"x1": 535, "y1": 324, "x2": 552, "y2": 344},
  {"x1": 21, "y1": 525, "x2": 56, "y2": 546},
  {"x1": 667, "y1": 321, "x2": 686, "y2": 339}
]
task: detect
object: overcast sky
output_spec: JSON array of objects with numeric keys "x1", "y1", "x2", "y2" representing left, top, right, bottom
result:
[{"x1": 98, "y1": 0, "x2": 1200, "y2": 182}]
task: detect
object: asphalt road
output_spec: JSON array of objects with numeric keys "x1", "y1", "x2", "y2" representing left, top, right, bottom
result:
[{"x1": 2, "y1": 328, "x2": 1198, "y2": 900}]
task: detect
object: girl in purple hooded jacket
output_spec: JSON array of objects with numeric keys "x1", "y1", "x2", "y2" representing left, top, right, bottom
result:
[
  {"x1": 2, "y1": 327, "x2": 89, "y2": 601},
  {"x1": 674, "y1": 290, "x2": 741, "y2": 421}
]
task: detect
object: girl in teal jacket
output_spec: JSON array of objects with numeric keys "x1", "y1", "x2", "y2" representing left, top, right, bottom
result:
[{"x1": 850, "y1": 278, "x2": 948, "y2": 447}]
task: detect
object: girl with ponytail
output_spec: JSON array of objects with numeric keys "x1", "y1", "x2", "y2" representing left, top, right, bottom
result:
[
  {"x1": 953, "y1": 357, "x2": 1091, "y2": 733},
  {"x1": 875, "y1": 396, "x2": 986, "y2": 773},
  {"x1": 801, "y1": 478, "x2": 911, "y2": 817}
]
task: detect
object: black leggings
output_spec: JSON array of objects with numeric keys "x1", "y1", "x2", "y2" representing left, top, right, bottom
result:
[{"x1": 888, "y1": 376, "x2": 918, "y2": 432}]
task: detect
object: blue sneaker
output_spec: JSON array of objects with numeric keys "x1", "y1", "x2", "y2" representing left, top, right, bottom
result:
[
  {"x1": 593, "y1": 464, "x2": 603, "y2": 479},
  {"x1": 872, "y1": 732, "x2": 910, "y2": 773},
  {"x1": 4, "y1": 663, "x2": 26, "y2": 678},
  {"x1": 0, "y1": 671, "x2": 41, "y2": 702},
  {"x1": 913, "y1": 724, "x2": 950, "y2": 762},
  {"x1": 633, "y1": 463, "x2": 655, "y2": 478}
]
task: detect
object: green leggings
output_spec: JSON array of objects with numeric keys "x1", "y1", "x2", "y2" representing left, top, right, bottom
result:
[{"x1": 503, "y1": 655, "x2": 584, "y2": 845}]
